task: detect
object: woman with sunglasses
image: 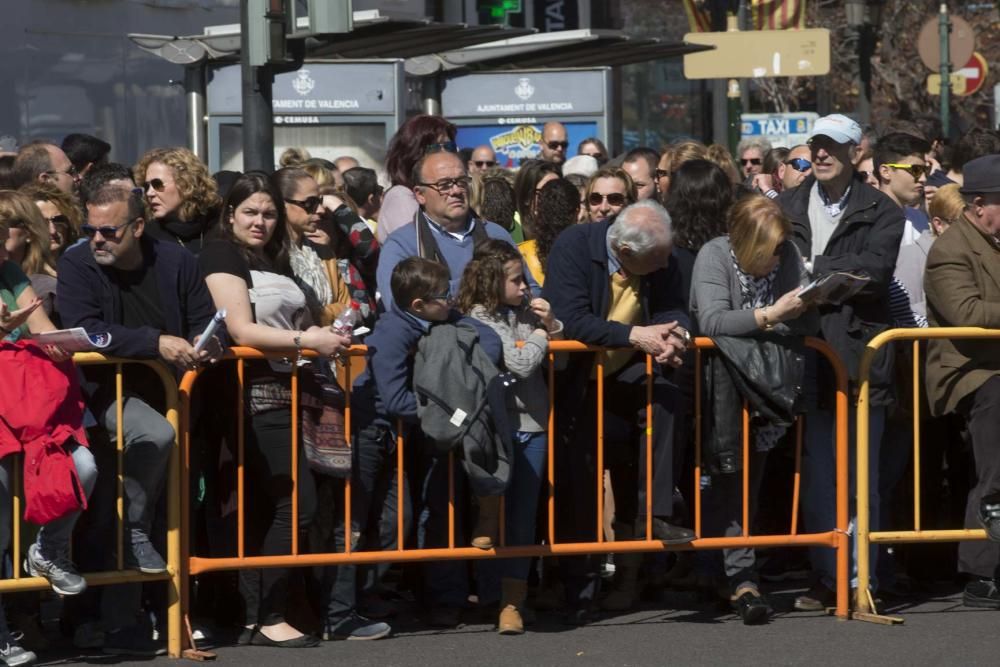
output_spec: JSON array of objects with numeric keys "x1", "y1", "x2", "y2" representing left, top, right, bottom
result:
[
  {"x1": 272, "y1": 167, "x2": 352, "y2": 326},
  {"x1": 134, "y1": 147, "x2": 221, "y2": 255},
  {"x1": 689, "y1": 194, "x2": 816, "y2": 625},
  {"x1": 199, "y1": 172, "x2": 351, "y2": 648},
  {"x1": 21, "y1": 184, "x2": 82, "y2": 258},
  {"x1": 513, "y1": 159, "x2": 560, "y2": 241},
  {"x1": 0, "y1": 190, "x2": 61, "y2": 318},
  {"x1": 378, "y1": 114, "x2": 458, "y2": 244},
  {"x1": 585, "y1": 167, "x2": 636, "y2": 223}
]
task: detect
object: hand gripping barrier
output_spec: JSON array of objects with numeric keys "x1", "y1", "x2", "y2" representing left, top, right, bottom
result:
[
  {"x1": 855, "y1": 327, "x2": 1000, "y2": 623},
  {"x1": 177, "y1": 337, "x2": 850, "y2": 654},
  {"x1": 0, "y1": 354, "x2": 183, "y2": 658}
]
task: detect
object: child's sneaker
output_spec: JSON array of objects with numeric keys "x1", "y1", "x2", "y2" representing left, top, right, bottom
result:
[
  {"x1": 24, "y1": 543, "x2": 86, "y2": 596},
  {"x1": 0, "y1": 633, "x2": 37, "y2": 666}
]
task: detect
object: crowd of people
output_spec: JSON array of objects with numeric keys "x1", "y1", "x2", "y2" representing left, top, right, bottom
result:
[{"x1": 0, "y1": 113, "x2": 998, "y2": 665}]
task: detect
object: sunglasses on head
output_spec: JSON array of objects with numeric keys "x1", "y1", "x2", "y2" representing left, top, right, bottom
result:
[
  {"x1": 546, "y1": 141, "x2": 569, "y2": 150},
  {"x1": 741, "y1": 158, "x2": 762, "y2": 166},
  {"x1": 424, "y1": 141, "x2": 457, "y2": 155},
  {"x1": 785, "y1": 158, "x2": 812, "y2": 172},
  {"x1": 285, "y1": 196, "x2": 322, "y2": 214},
  {"x1": 146, "y1": 178, "x2": 167, "y2": 192},
  {"x1": 473, "y1": 160, "x2": 496, "y2": 168},
  {"x1": 883, "y1": 162, "x2": 929, "y2": 180},
  {"x1": 588, "y1": 192, "x2": 627, "y2": 207}
]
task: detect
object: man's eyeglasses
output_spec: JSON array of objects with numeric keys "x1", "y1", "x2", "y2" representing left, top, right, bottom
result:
[
  {"x1": 46, "y1": 165, "x2": 79, "y2": 179},
  {"x1": 424, "y1": 141, "x2": 457, "y2": 155},
  {"x1": 883, "y1": 163, "x2": 929, "y2": 180},
  {"x1": 285, "y1": 196, "x2": 322, "y2": 214},
  {"x1": 546, "y1": 141, "x2": 569, "y2": 150},
  {"x1": 588, "y1": 192, "x2": 627, "y2": 207},
  {"x1": 417, "y1": 177, "x2": 472, "y2": 194},
  {"x1": 785, "y1": 158, "x2": 812, "y2": 172},
  {"x1": 81, "y1": 219, "x2": 136, "y2": 240},
  {"x1": 146, "y1": 178, "x2": 168, "y2": 193},
  {"x1": 741, "y1": 158, "x2": 762, "y2": 166},
  {"x1": 473, "y1": 160, "x2": 496, "y2": 168}
]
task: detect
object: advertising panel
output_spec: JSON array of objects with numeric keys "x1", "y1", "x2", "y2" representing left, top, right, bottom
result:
[{"x1": 456, "y1": 121, "x2": 599, "y2": 168}]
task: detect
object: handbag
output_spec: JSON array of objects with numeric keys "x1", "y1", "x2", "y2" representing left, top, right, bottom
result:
[{"x1": 299, "y1": 363, "x2": 352, "y2": 478}]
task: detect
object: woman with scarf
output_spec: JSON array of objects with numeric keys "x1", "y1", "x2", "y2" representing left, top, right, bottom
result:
[{"x1": 689, "y1": 194, "x2": 816, "y2": 624}]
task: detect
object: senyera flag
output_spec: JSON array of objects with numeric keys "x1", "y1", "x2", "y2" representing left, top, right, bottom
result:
[{"x1": 682, "y1": 0, "x2": 806, "y2": 33}]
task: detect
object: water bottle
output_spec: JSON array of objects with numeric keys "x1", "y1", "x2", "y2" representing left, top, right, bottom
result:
[{"x1": 332, "y1": 301, "x2": 359, "y2": 337}]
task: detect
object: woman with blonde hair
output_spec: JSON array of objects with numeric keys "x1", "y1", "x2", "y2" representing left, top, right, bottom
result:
[
  {"x1": 690, "y1": 194, "x2": 816, "y2": 625},
  {"x1": 656, "y1": 140, "x2": 708, "y2": 200},
  {"x1": 134, "y1": 147, "x2": 221, "y2": 254},
  {"x1": 585, "y1": 166, "x2": 636, "y2": 223},
  {"x1": 0, "y1": 190, "x2": 60, "y2": 316},
  {"x1": 895, "y1": 182, "x2": 965, "y2": 323},
  {"x1": 706, "y1": 143, "x2": 742, "y2": 185},
  {"x1": 19, "y1": 184, "x2": 82, "y2": 258}
]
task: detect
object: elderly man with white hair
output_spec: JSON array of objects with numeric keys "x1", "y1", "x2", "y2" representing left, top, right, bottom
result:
[{"x1": 542, "y1": 199, "x2": 694, "y2": 622}]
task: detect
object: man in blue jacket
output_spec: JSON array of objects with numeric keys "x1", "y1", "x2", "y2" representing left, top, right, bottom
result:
[
  {"x1": 57, "y1": 183, "x2": 221, "y2": 654},
  {"x1": 543, "y1": 199, "x2": 693, "y2": 621}
]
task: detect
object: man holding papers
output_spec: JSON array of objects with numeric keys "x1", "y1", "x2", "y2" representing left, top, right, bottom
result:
[
  {"x1": 776, "y1": 114, "x2": 905, "y2": 611},
  {"x1": 57, "y1": 181, "x2": 222, "y2": 654}
]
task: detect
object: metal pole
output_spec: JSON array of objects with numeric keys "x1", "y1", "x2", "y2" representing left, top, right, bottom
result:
[
  {"x1": 939, "y1": 3, "x2": 951, "y2": 139},
  {"x1": 240, "y1": 0, "x2": 274, "y2": 172},
  {"x1": 184, "y1": 65, "x2": 207, "y2": 162},
  {"x1": 726, "y1": 14, "x2": 742, "y2": 155},
  {"x1": 737, "y1": 1, "x2": 749, "y2": 112}
]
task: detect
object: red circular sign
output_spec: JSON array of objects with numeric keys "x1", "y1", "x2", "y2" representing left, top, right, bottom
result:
[{"x1": 959, "y1": 52, "x2": 989, "y2": 96}]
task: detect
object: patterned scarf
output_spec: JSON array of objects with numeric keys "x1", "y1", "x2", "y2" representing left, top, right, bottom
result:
[{"x1": 289, "y1": 242, "x2": 333, "y2": 319}]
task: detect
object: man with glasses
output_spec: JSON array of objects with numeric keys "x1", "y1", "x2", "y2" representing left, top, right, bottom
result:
[
  {"x1": 376, "y1": 150, "x2": 536, "y2": 309},
  {"x1": 11, "y1": 141, "x2": 81, "y2": 194},
  {"x1": 736, "y1": 137, "x2": 772, "y2": 180},
  {"x1": 467, "y1": 145, "x2": 498, "y2": 175},
  {"x1": 874, "y1": 132, "x2": 932, "y2": 247},
  {"x1": 776, "y1": 113, "x2": 905, "y2": 612},
  {"x1": 539, "y1": 121, "x2": 569, "y2": 166},
  {"x1": 544, "y1": 199, "x2": 694, "y2": 621},
  {"x1": 56, "y1": 183, "x2": 222, "y2": 654}
]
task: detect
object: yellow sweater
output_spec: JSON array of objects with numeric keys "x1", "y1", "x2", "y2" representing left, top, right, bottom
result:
[{"x1": 599, "y1": 270, "x2": 641, "y2": 377}]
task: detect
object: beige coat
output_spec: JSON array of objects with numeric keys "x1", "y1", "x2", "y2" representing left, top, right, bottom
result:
[{"x1": 924, "y1": 216, "x2": 1000, "y2": 416}]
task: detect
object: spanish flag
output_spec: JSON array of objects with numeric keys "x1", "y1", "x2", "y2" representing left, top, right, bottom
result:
[{"x1": 681, "y1": 0, "x2": 806, "y2": 33}]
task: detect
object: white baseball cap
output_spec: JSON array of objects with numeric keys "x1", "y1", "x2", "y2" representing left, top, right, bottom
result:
[
  {"x1": 562, "y1": 154, "x2": 599, "y2": 178},
  {"x1": 809, "y1": 114, "x2": 863, "y2": 145}
]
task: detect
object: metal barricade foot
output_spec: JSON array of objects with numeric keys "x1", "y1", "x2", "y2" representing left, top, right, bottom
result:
[{"x1": 182, "y1": 615, "x2": 217, "y2": 661}]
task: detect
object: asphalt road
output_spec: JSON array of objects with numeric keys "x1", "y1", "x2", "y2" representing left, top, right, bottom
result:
[{"x1": 43, "y1": 584, "x2": 998, "y2": 666}]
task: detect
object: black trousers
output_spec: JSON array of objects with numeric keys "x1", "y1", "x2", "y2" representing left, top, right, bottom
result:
[
  {"x1": 555, "y1": 364, "x2": 678, "y2": 605},
  {"x1": 958, "y1": 376, "x2": 1000, "y2": 579},
  {"x1": 240, "y1": 409, "x2": 317, "y2": 626}
]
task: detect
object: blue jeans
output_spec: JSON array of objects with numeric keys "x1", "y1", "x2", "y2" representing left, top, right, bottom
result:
[
  {"x1": 802, "y1": 405, "x2": 886, "y2": 590},
  {"x1": 478, "y1": 431, "x2": 547, "y2": 604}
]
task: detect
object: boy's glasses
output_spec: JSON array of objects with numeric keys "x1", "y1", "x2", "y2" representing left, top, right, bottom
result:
[{"x1": 883, "y1": 163, "x2": 928, "y2": 180}]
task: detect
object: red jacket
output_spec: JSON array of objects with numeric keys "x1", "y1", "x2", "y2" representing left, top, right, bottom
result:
[{"x1": 0, "y1": 341, "x2": 89, "y2": 524}]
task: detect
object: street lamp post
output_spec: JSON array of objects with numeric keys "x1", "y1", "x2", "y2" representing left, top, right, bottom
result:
[{"x1": 846, "y1": 0, "x2": 884, "y2": 126}]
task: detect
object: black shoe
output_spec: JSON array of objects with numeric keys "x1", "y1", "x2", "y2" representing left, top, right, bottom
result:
[
  {"x1": 323, "y1": 613, "x2": 391, "y2": 641},
  {"x1": 964, "y1": 579, "x2": 1000, "y2": 609},
  {"x1": 426, "y1": 606, "x2": 462, "y2": 629},
  {"x1": 732, "y1": 591, "x2": 770, "y2": 625},
  {"x1": 562, "y1": 606, "x2": 598, "y2": 626},
  {"x1": 979, "y1": 503, "x2": 1000, "y2": 541},
  {"x1": 651, "y1": 518, "x2": 696, "y2": 545},
  {"x1": 103, "y1": 626, "x2": 163, "y2": 657},
  {"x1": 249, "y1": 630, "x2": 319, "y2": 648}
]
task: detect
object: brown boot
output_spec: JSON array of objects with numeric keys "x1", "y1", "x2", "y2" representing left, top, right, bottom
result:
[
  {"x1": 472, "y1": 495, "x2": 501, "y2": 549},
  {"x1": 498, "y1": 578, "x2": 527, "y2": 635}
]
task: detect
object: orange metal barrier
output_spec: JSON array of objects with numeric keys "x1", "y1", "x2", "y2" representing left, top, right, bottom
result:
[
  {"x1": 177, "y1": 337, "x2": 850, "y2": 647},
  {"x1": 1, "y1": 354, "x2": 182, "y2": 658},
  {"x1": 856, "y1": 327, "x2": 1000, "y2": 621}
]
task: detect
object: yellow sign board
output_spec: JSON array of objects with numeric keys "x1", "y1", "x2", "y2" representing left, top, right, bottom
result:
[
  {"x1": 926, "y1": 73, "x2": 968, "y2": 96},
  {"x1": 683, "y1": 28, "x2": 831, "y2": 79}
]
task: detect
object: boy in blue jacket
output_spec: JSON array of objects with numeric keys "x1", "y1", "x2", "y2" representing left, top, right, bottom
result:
[{"x1": 322, "y1": 257, "x2": 500, "y2": 637}]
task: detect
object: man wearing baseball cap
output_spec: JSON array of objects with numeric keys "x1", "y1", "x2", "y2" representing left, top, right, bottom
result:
[
  {"x1": 776, "y1": 113, "x2": 905, "y2": 611},
  {"x1": 924, "y1": 154, "x2": 1000, "y2": 607}
]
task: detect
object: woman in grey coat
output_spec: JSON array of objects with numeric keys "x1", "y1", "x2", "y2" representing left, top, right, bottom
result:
[{"x1": 689, "y1": 194, "x2": 816, "y2": 624}]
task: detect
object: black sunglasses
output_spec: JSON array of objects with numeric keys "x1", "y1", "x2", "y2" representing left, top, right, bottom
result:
[
  {"x1": 146, "y1": 178, "x2": 167, "y2": 192},
  {"x1": 473, "y1": 160, "x2": 496, "y2": 168},
  {"x1": 588, "y1": 192, "x2": 627, "y2": 207},
  {"x1": 546, "y1": 141, "x2": 569, "y2": 150},
  {"x1": 424, "y1": 141, "x2": 457, "y2": 155},
  {"x1": 741, "y1": 158, "x2": 762, "y2": 166},
  {"x1": 655, "y1": 168, "x2": 670, "y2": 179},
  {"x1": 46, "y1": 214, "x2": 71, "y2": 226},
  {"x1": 285, "y1": 196, "x2": 322, "y2": 214},
  {"x1": 81, "y1": 219, "x2": 136, "y2": 240}
]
